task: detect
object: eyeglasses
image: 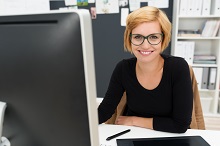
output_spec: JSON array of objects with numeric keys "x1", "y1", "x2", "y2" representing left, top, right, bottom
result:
[{"x1": 130, "y1": 33, "x2": 163, "y2": 46}]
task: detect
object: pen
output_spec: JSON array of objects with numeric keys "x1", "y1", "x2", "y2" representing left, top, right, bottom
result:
[{"x1": 106, "y1": 129, "x2": 131, "y2": 141}]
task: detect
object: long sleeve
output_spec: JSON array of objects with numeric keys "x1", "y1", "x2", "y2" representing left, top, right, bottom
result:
[
  {"x1": 98, "y1": 61, "x2": 125, "y2": 124},
  {"x1": 153, "y1": 58, "x2": 193, "y2": 133}
]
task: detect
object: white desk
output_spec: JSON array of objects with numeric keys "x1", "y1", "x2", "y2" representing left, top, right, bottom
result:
[{"x1": 99, "y1": 124, "x2": 220, "y2": 146}]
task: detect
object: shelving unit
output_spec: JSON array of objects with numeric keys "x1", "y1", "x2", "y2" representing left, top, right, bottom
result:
[{"x1": 171, "y1": 0, "x2": 220, "y2": 116}]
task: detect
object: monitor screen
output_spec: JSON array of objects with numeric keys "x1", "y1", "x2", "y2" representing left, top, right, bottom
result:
[{"x1": 0, "y1": 9, "x2": 99, "y2": 146}]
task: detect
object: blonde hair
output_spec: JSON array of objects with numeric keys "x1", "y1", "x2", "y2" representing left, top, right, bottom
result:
[{"x1": 124, "y1": 6, "x2": 171, "y2": 53}]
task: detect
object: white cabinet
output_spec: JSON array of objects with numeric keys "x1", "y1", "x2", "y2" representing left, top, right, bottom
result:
[{"x1": 171, "y1": 0, "x2": 220, "y2": 116}]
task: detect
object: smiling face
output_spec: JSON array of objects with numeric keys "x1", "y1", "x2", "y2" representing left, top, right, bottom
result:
[{"x1": 131, "y1": 21, "x2": 162, "y2": 63}]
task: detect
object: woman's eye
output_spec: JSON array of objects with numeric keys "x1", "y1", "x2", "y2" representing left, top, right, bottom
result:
[
  {"x1": 134, "y1": 35, "x2": 143, "y2": 40},
  {"x1": 149, "y1": 35, "x2": 159, "y2": 39}
]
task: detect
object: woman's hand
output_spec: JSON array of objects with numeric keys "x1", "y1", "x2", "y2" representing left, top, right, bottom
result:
[
  {"x1": 115, "y1": 116, "x2": 153, "y2": 129},
  {"x1": 115, "y1": 116, "x2": 134, "y2": 126}
]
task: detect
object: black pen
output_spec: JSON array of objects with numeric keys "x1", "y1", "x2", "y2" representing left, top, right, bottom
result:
[{"x1": 106, "y1": 129, "x2": 131, "y2": 141}]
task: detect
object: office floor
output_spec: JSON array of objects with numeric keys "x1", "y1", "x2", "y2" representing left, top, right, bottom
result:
[{"x1": 204, "y1": 116, "x2": 220, "y2": 130}]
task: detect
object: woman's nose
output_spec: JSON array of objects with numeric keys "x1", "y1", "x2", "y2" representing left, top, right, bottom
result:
[{"x1": 140, "y1": 39, "x2": 151, "y2": 48}]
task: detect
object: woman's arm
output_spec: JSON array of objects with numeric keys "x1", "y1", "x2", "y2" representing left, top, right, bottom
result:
[
  {"x1": 98, "y1": 61, "x2": 125, "y2": 124},
  {"x1": 115, "y1": 116, "x2": 153, "y2": 130},
  {"x1": 153, "y1": 59, "x2": 193, "y2": 133}
]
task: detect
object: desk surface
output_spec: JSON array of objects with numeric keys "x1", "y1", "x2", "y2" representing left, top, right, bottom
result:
[{"x1": 99, "y1": 124, "x2": 220, "y2": 146}]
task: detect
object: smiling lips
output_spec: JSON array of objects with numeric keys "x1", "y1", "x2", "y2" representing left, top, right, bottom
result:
[{"x1": 139, "y1": 50, "x2": 153, "y2": 55}]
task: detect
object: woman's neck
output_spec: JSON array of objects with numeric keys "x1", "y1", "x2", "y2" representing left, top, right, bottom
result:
[{"x1": 136, "y1": 55, "x2": 164, "y2": 75}]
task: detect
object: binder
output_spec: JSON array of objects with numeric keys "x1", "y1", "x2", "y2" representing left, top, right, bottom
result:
[
  {"x1": 192, "y1": 67, "x2": 203, "y2": 90},
  {"x1": 201, "y1": 0, "x2": 211, "y2": 15},
  {"x1": 179, "y1": 0, "x2": 188, "y2": 15},
  {"x1": 208, "y1": 67, "x2": 217, "y2": 90},
  {"x1": 186, "y1": 0, "x2": 194, "y2": 15},
  {"x1": 185, "y1": 41, "x2": 195, "y2": 65},
  {"x1": 175, "y1": 41, "x2": 195, "y2": 65},
  {"x1": 175, "y1": 41, "x2": 186, "y2": 58},
  {"x1": 201, "y1": 67, "x2": 209, "y2": 89},
  {"x1": 211, "y1": 0, "x2": 220, "y2": 15},
  {"x1": 194, "y1": 0, "x2": 202, "y2": 15}
]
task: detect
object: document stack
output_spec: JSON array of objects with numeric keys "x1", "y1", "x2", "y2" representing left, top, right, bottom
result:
[
  {"x1": 175, "y1": 41, "x2": 195, "y2": 65},
  {"x1": 201, "y1": 20, "x2": 220, "y2": 37},
  {"x1": 178, "y1": 29, "x2": 201, "y2": 37},
  {"x1": 192, "y1": 67, "x2": 217, "y2": 90},
  {"x1": 193, "y1": 55, "x2": 216, "y2": 64}
]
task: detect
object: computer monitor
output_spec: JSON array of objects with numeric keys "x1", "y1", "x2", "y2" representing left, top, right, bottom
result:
[{"x1": 0, "y1": 9, "x2": 99, "y2": 146}]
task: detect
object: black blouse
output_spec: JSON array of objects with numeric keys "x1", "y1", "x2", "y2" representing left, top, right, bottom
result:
[{"x1": 98, "y1": 54, "x2": 193, "y2": 133}]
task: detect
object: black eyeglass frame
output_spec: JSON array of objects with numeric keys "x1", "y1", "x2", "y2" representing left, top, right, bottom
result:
[{"x1": 129, "y1": 33, "x2": 164, "y2": 46}]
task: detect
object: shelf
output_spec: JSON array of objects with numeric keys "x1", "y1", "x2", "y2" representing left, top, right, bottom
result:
[
  {"x1": 177, "y1": 37, "x2": 220, "y2": 40},
  {"x1": 204, "y1": 113, "x2": 220, "y2": 117},
  {"x1": 172, "y1": 0, "x2": 220, "y2": 116},
  {"x1": 178, "y1": 15, "x2": 220, "y2": 18},
  {"x1": 199, "y1": 89, "x2": 216, "y2": 92},
  {"x1": 192, "y1": 64, "x2": 218, "y2": 68}
]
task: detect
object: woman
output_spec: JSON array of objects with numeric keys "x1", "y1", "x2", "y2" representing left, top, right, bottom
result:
[{"x1": 98, "y1": 6, "x2": 193, "y2": 133}]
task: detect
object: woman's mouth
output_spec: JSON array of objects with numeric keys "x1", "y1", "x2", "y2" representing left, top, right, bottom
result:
[{"x1": 139, "y1": 50, "x2": 153, "y2": 55}]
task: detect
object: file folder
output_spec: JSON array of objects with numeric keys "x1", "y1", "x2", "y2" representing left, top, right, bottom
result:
[
  {"x1": 194, "y1": 0, "x2": 202, "y2": 15},
  {"x1": 186, "y1": 0, "x2": 194, "y2": 15},
  {"x1": 208, "y1": 67, "x2": 217, "y2": 90},
  {"x1": 179, "y1": 0, "x2": 188, "y2": 15},
  {"x1": 185, "y1": 41, "x2": 195, "y2": 65},
  {"x1": 175, "y1": 41, "x2": 186, "y2": 58},
  {"x1": 202, "y1": 0, "x2": 211, "y2": 15},
  {"x1": 201, "y1": 67, "x2": 209, "y2": 89},
  {"x1": 192, "y1": 67, "x2": 203, "y2": 90},
  {"x1": 211, "y1": 0, "x2": 220, "y2": 15}
]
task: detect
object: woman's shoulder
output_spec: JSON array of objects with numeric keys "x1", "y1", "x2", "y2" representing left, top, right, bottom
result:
[
  {"x1": 162, "y1": 53, "x2": 185, "y2": 61},
  {"x1": 162, "y1": 54, "x2": 189, "y2": 68},
  {"x1": 117, "y1": 57, "x2": 137, "y2": 67},
  {"x1": 112, "y1": 58, "x2": 136, "y2": 75}
]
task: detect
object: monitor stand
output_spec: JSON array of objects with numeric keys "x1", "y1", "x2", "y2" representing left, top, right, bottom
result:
[{"x1": 0, "y1": 102, "x2": 10, "y2": 146}]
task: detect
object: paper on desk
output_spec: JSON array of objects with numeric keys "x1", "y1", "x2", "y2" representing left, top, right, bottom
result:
[{"x1": 0, "y1": 0, "x2": 50, "y2": 15}]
